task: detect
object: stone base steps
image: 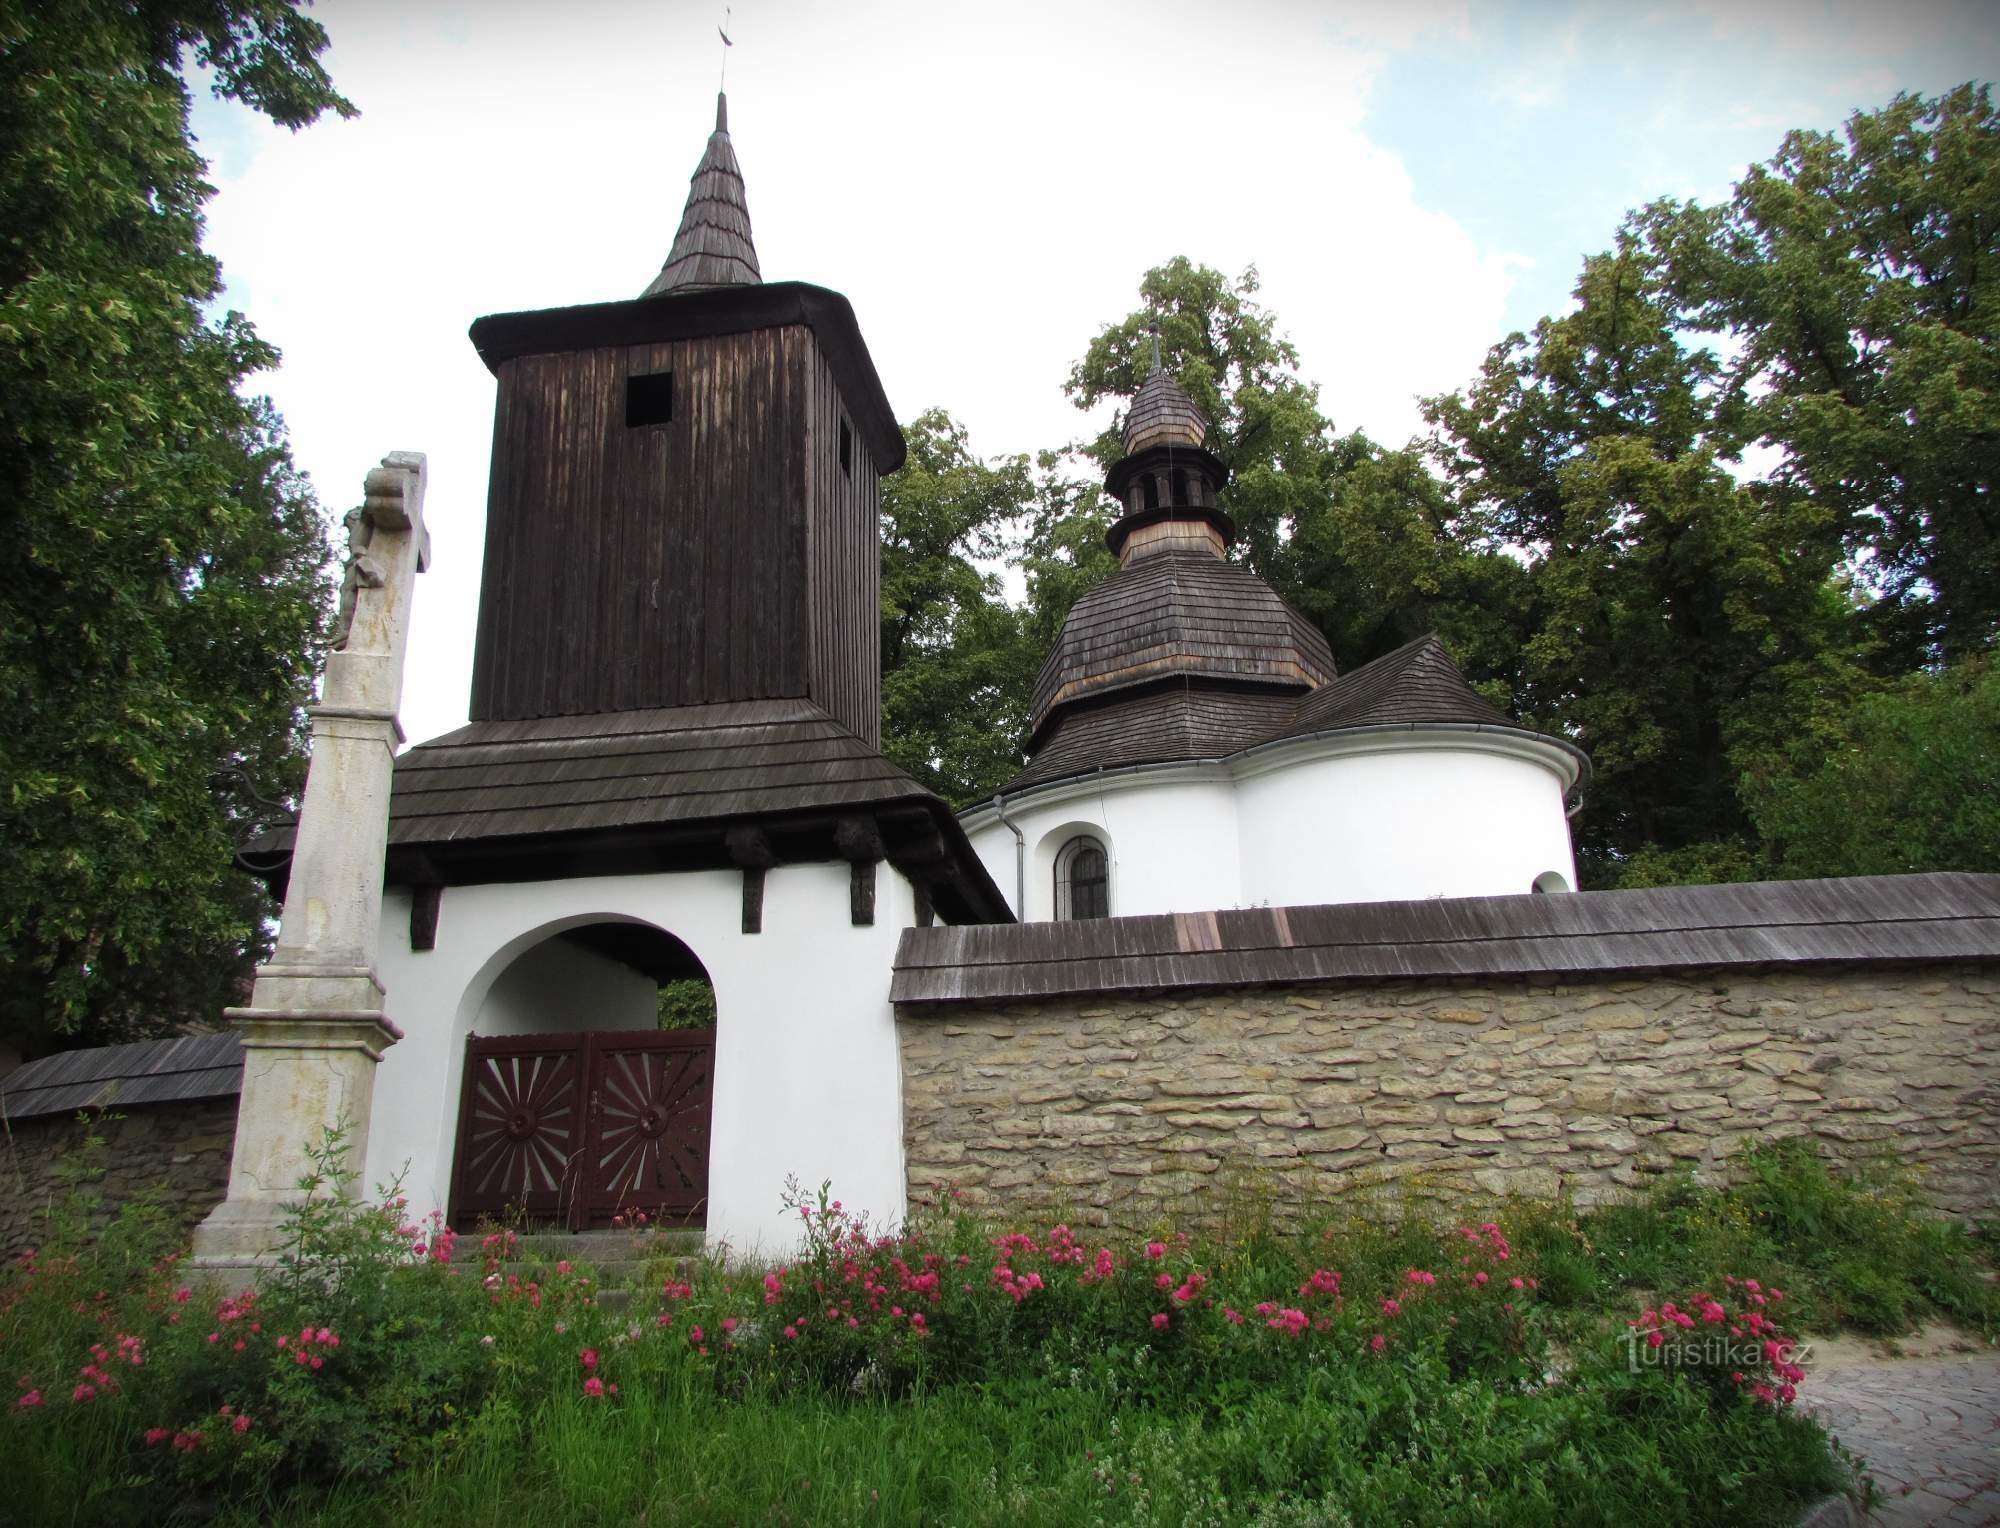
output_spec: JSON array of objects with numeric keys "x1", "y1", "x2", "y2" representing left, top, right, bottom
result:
[{"x1": 448, "y1": 1228, "x2": 705, "y2": 1310}]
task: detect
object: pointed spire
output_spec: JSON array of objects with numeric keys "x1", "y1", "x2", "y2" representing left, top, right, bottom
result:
[{"x1": 643, "y1": 91, "x2": 762, "y2": 298}]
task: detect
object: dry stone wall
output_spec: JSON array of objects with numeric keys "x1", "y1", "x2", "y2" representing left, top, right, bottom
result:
[
  {"x1": 0, "y1": 1099, "x2": 237, "y2": 1259},
  {"x1": 897, "y1": 963, "x2": 2000, "y2": 1227}
]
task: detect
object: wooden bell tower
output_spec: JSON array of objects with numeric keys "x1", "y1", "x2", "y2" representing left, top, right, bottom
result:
[{"x1": 464, "y1": 93, "x2": 901, "y2": 746}]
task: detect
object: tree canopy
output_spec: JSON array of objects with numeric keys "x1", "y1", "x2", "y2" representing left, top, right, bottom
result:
[
  {"x1": 0, "y1": 0, "x2": 350, "y2": 1054},
  {"x1": 877, "y1": 410, "x2": 1035, "y2": 803},
  {"x1": 1639, "y1": 85, "x2": 2000, "y2": 667}
]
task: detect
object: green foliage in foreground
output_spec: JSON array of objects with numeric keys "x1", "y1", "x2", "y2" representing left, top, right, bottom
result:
[
  {"x1": 17, "y1": 1139, "x2": 1994, "y2": 1524},
  {"x1": 1505, "y1": 1142, "x2": 2000, "y2": 1341}
]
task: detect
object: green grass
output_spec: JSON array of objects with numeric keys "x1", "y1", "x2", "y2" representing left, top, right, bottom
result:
[{"x1": 265, "y1": 1361, "x2": 1847, "y2": 1528}]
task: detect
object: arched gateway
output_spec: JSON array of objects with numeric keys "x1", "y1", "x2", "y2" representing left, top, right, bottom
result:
[{"x1": 450, "y1": 922, "x2": 715, "y2": 1231}]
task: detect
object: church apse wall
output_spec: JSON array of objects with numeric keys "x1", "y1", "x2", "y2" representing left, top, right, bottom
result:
[{"x1": 893, "y1": 876, "x2": 2000, "y2": 1227}]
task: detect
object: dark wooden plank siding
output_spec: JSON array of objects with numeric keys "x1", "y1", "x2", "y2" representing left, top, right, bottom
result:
[
  {"x1": 469, "y1": 327, "x2": 817, "y2": 722},
  {"x1": 805, "y1": 338, "x2": 880, "y2": 747}
]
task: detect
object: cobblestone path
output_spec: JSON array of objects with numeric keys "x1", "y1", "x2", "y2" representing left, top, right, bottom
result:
[{"x1": 1807, "y1": 1350, "x2": 2000, "y2": 1526}]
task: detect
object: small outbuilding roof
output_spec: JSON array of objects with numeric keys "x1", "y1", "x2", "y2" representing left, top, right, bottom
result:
[{"x1": 0, "y1": 1033, "x2": 243, "y2": 1122}]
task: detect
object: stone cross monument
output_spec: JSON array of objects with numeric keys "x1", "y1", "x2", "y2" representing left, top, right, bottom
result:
[{"x1": 192, "y1": 451, "x2": 430, "y2": 1275}]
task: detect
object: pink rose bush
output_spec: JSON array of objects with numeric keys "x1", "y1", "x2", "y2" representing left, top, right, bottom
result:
[{"x1": 1626, "y1": 1277, "x2": 1808, "y2": 1407}]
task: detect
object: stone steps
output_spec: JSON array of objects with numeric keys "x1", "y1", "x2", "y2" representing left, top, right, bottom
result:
[{"x1": 448, "y1": 1227, "x2": 706, "y2": 1310}]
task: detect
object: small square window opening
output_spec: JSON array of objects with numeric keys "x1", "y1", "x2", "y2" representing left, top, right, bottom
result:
[{"x1": 626, "y1": 371, "x2": 674, "y2": 428}]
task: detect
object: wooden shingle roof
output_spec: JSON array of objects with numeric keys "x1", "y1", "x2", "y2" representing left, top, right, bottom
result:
[
  {"x1": 0, "y1": 1033, "x2": 242, "y2": 1121},
  {"x1": 643, "y1": 93, "x2": 761, "y2": 297},
  {"x1": 1003, "y1": 623, "x2": 1579, "y2": 800},
  {"x1": 1000, "y1": 685, "x2": 1297, "y2": 793},
  {"x1": 241, "y1": 699, "x2": 1011, "y2": 922},
  {"x1": 1028, "y1": 553, "x2": 1335, "y2": 737},
  {"x1": 1280, "y1": 632, "x2": 1514, "y2": 738},
  {"x1": 1122, "y1": 367, "x2": 1208, "y2": 454},
  {"x1": 377, "y1": 699, "x2": 926, "y2": 844},
  {"x1": 892, "y1": 872, "x2": 2000, "y2": 1006}
]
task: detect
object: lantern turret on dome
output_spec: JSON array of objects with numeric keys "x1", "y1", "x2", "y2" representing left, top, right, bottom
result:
[
  {"x1": 1007, "y1": 339, "x2": 1335, "y2": 779},
  {"x1": 1103, "y1": 345, "x2": 1236, "y2": 564}
]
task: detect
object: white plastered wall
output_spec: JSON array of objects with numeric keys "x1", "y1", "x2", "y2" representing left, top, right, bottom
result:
[
  {"x1": 1235, "y1": 736, "x2": 1577, "y2": 906},
  {"x1": 475, "y1": 935, "x2": 657, "y2": 1038},
  {"x1": 965, "y1": 731, "x2": 1578, "y2": 919},
  {"x1": 368, "y1": 861, "x2": 915, "y2": 1256},
  {"x1": 969, "y1": 773, "x2": 1243, "y2": 922}
]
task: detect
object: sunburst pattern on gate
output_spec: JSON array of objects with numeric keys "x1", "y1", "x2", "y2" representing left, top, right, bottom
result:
[
  {"x1": 452, "y1": 1028, "x2": 715, "y2": 1229},
  {"x1": 456, "y1": 1045, "x2": 582, "y2": 1217},
  {"x1": 590, "y1": 1040, "x2": 711, "y2": 1211}
]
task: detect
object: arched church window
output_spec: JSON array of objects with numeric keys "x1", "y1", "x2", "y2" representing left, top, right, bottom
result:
[
  {"x1": 1141, "y1": 474, "x2": 1159, "y2": 511},
  {"x1": 1055, "y1": 835, "x2": 1110, "y2": 921},
  {"x1": 1171, "y1": 468, "x2": 1189, "y2": 506}
]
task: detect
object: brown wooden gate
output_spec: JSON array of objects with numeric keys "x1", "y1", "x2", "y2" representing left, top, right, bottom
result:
[{"x1": 450, "y1": 1029, "x2": 714, "y2": 1230}]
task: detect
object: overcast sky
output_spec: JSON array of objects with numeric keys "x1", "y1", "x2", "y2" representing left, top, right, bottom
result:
[{"x1": 187, "y1": 0, "x2": 2000, "y2": 749}]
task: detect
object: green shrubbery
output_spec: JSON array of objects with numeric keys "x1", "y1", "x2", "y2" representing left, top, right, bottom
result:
[
  {"x1": 9, "y1": 1133, "x2": 1989, "y2": 1524},
  {"x1": 1499, "y1": 1139, "x2": 2000, "y2": 1339}
]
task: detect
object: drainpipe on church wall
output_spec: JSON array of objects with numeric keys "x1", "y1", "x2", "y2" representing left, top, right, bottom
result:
[{"x1": 993, "y1": 794, "x2": 1025, "y2": 921}]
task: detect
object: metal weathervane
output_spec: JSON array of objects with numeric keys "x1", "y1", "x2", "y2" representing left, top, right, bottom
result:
[{"x1": 718, "y1": 6, "x2": 733, "y2": 90}]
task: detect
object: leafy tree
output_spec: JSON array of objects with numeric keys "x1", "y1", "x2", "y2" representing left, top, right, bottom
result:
[
  {"x1": 0, "y1": 0, "x2": 350, "y2": 1055},
  {"x1": 1424, "y1": 241, "x2": 1869, "y2": 882},
  {"x1": 878, "y1": 410, "x2": 1036, "y2": 803},
  {"x1": 1639, "y1": 85, "x2": 2000, "y2": 666},
  {"x1": 1745, "y1": 659, "x2": 2000, "y2": 879},
  {"x1": 656, "y1": 978, "x2": 717, "y2": 1030},
  {"x1": 1272, "y1": 434, "x2": 1537, "y2": 701}
]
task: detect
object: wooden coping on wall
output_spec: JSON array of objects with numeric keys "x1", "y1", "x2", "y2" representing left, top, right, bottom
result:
[
  {"x1": 889, "y1": 872, "x2": 2000, "y2": 1007},
  {"x1": 0, "y1": 1033, "x2": 245, "y2": 1120}
]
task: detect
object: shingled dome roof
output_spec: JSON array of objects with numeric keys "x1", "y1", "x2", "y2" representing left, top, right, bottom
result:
[
  {"x1": 1028, "y1": 552, "x2": 1335, "y2": 739},
  {"x1": 998, "y1": 628, "x2": 1587, "y2": 798},
  {"x1": 1123, "y1": 365, "x2": 1208, "y2": 454},
  {"x1": 643, "y1": 93, "x2": 761, "y2": 297}
]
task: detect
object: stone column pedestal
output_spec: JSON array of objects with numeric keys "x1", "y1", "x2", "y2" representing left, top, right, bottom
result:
[
  {"x1": 189, "y1": 1006, "x2": 403, "y2": 1276},
  {"x1": 190, "y1": 452, "x2": 428, "y2": 1282}
]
